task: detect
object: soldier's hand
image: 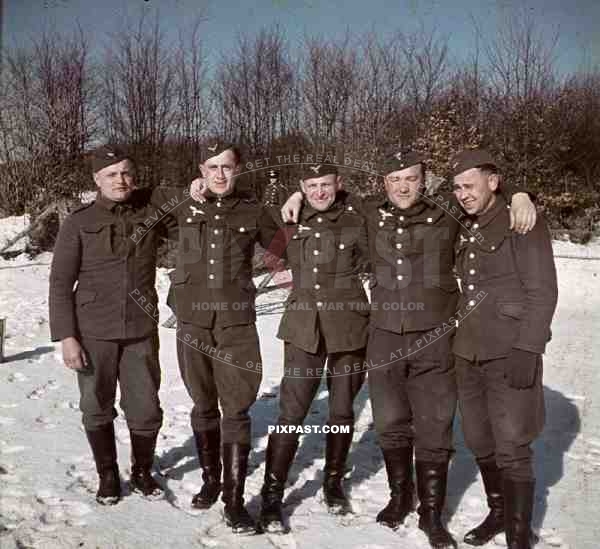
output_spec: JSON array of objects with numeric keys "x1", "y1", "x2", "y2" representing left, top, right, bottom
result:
[
  {"x1": 506, "y1": 348, "x2": 540, "y2": 389},
  {"x1": 61, "y1": 337, "x2": 88, "y2": 370},
  {"x1": 281, "y1": 191, "x2": 303, "y2": 224},
  {"x1": 510, "y1": 193, "x2": 536, "y2": 234},
  {"x1": 190, "y1": 178, "x2": 207, "y2": 203}
]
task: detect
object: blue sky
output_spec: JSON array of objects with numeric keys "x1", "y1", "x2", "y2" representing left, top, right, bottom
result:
[{"x1": 3, "y1": 0, "x2": 600, "y2": 73}]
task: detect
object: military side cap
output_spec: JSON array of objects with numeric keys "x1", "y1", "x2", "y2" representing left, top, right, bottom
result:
[
  {"x1": 450, "y1": 148, "x2": 498, "y2": 177},
  {"x1": 200, "y1": 139, "x2": 240, "y2": 163},
  {"x1": 301, "y1": 161, "x2": 338, "y2": 180},
  {"x1": 90, "y1": 145, "x2": 131, "y2": 173},
  {"x1": 380, "y1": 149, "x2": 427, "y2": 175}
]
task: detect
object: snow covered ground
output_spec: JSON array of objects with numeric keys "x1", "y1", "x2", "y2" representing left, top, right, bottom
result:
[{"x1": 1, "y1": 217, "x2": 599, "y2": 549}]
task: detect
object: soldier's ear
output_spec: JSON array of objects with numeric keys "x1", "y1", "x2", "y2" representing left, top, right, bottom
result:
[
  {"x1": 299, "y1": 180, "x2": 307, "y2": 194},
  {"x1": 92, "y1": 173, "x2": 101, "y2": 188},
  {"x1": 488, "y1": 173, "x2": 500, "y2": 193},
  {"x1": 199, "y1": 163, "x2": 208, "y2": 179},
  {"x1": 335, "y1": 176, "x2": 344, "y2": 190}
]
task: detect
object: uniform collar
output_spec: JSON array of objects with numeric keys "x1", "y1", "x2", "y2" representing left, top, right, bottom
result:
[
  {"x1": 204, "y1": 188, "x2": 242, "y2": 208},
  {"x1": 473, "y1": 194, "x2": 506, "y2": 229}
]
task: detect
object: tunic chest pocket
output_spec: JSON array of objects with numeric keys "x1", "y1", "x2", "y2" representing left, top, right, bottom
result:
[
  {"x1": 496, "y1": 302, "x2": 525, "y2": 320},
  {"x1": 80, "y1": 223, "x2": 113, "y2": 257},
  {"x1": 227, "y1": 220, "x2": 257, "y2": 252},
  {"x1": 132, "y1": 221, "x2": 157, "y2": 257}
]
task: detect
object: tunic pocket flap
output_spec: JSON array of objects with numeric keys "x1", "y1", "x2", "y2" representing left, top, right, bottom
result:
[
  {"x1": 430, "y1": 276, "x2": 459, "y2": 293},
  {"x1": 497, "y1": 302, "x2": 525, "y2": 319},
  {"x1": 75, "y1": 289, "x2": 97, "y2": 305},
  {"x1": 174, "y1": 270, "x2": 191, "y2": 285},
  {"x1": 81, "y1": 223, "x2": 110, "y2": 233}
]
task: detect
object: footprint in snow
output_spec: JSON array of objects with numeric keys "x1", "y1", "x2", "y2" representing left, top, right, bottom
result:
[
  {"x1": 27, "y1": 380, "x2": 60, "y2": 400},
  {"x1": 35, "y1": 416, "x2": 57, "y2": 429},
  {"x1": 7, "y1": 372, "x2": 28, "y2": 382},
  {"x1": 58, "y1": 400, "x2": 79, "y2": 410}
]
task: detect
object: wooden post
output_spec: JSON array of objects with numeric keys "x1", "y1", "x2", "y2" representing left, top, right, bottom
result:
[{"x1": 0, "y1": 318, "x2": 5, "y2": 363}]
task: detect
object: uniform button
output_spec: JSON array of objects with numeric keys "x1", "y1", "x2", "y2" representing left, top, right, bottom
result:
[
  {"x1": 469, "y1": 236, "x2": 475, "y2": 242},
  {"x1": 313, "y1": 267, "x2": 319, "y2": 273},
  {"x1": 379, "y1": 221, "x2": 384, "y2": 227},
  {"x1": 314, "y1": 284, "x2": 321, "y2": 290},
  {"x1": 469, "y1": 252, "x2": 475, "y2": 259},
  {"x1": 317, "y1": 217, "x2": 323, "y2": 223},
  {"x1": 210, "y1": 243, "x2": 216, "y2": 249},
  {"x1": 396, "y1": 228, "x2": 404, "y2": 234},
  {"x1": 216, "y1": 201, "x2": 222, "y2": 207},
  {"x1": 347, "y1": 205, "x2": 353, "y2": 211},
  {"x1": 396, "y1": 274, "x2": 403, "y2": 280},
  {"x1": 186, "y1": 217, "x2": 192, "y2": 223},
  {"x1": 208, "y1": 274, "x2": 215, "y2": 280},
  {"x1": 427, "y1": 217, "x2": 433, "y2": 223},
  {"x1": 468, "y1": 299, "x2": 476, "y2": 306},
  {"x1": 473, "y1": 223, "x2": 479, "y2": 229},
  {"x1": 399, "y1": 216, "x2": 405, "y2": 221},
  {"x1": 469, "y1": 269, "x2": 476, "y2": 275},
  {"x1": 396, "y1": 258, "x2": 403, "y2": 264},
  {"x1": 213, "y1": 229, "x2": 220, "y2": 235},
  {"x1": 316, "y1": 301, "x2": 323, "y2": 308},
  {"x1": 313, "y1": 250, "x2": 320, "y2": 256},
  {"x1": 239, "y1": 227, "x2": 246, "y2": 232},
  {"x1": 214, "y1": 214, "x2": 220, "y2": 220},
  {"x1": 209, "y1": 259, "x2": 215, "y2": 264},
  {"x1": 339, "y1": 243, "x2": 345, "y2": 250},
  {"x1": 468, "y1": 284, "x2": 474, "y2": 290},
  {"x1": 315, "y1": 232, "x2": 321, "y2": 238},
  {"x1": 395, "y1": 243, "x2": 402, "y2": 249}
]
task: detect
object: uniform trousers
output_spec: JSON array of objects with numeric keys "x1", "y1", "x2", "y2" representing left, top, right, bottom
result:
[
  {"x1": 176, "y1": 320, "x2": 262, "y2": 444},
  {"x1": 455, "y1": 355, "x2": 545, "y2": 481},
  {"x1": 367, "y1": 327, "x2": 457, "y2": 463},
  {"x1": 77, "y1": 333, "x2": 162, "y2": 434},
  {"x1": 275, "y1": 340, "x2": 366, "y2": 443}
]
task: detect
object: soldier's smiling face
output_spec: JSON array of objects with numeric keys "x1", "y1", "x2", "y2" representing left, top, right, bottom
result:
[
  {"x1": 453, "y1": 167, "x2": 499, "y2": 215},
  {"x1": 93, "y1": 159, "x2": 136, "y2": 202},
  {"x1": 300, "y1": 174, "x2": 342, "y2": 211},
  {"x1": 200, "y1": 149, "x2": 241, "y2": 196},
  {"x1": 384, "y1": 164, "x2": 424, "y2": 210}
]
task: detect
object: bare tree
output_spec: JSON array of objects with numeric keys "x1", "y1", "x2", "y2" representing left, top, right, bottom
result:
[
  {"x1": 300, "y1": 31, "x2": 357, "y2": 146},
  {"x1": 400, "y1": 24, "x2": 450, "y2": 118},
  {"x1": 478, "y1": 7, "x2": 560, "y2": 187},
  {"x1": 170, "y1": 16, "x2": 210, "y2": 182},
  {"x1": 349, "y1": 31, "x2": 409, "y2": 154},
  {"x1": 0, "y1": 29, "x2": 94, "y2": 214},
  {"x1": 102, "y1": 9, "x2": 176, "y2": 186},
  {"x1": 212, "y1": 24, "x2": 296, "y2": 156}
]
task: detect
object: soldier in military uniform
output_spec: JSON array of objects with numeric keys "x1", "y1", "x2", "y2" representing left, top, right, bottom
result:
[
  {"x1": 49, "y1": 146, "x2": 167, "y2": 505},
  {"x1": 258, "y1": 162, "x2": 369, "y2": 532},
  {"x1": 171, "y1": 142, "x2": 285, "y2": 534},
  {"x1": 451, "y1": 149, "x2": 557, "y2": 549},
  {"x1": 282, "y1": 150, "x2": 536, "y2": 549},
  {"x1": 263, "y1": 169, "x2": 288, "y2": 207}
]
